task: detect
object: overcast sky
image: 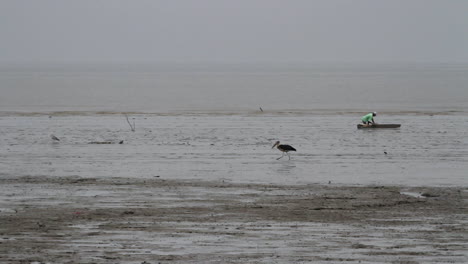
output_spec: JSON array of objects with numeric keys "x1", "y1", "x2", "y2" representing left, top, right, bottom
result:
[{"x1": 1, "y1": 0, "x2": 467, "y2": 63}]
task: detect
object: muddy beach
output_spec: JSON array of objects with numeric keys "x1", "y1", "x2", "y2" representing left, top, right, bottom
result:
[{"x1": 0, "y1": 176, "x2": 466, "y2": 263}]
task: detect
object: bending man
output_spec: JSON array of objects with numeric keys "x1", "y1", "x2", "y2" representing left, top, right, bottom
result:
[{"x1": 361, "y1": 112, "x2": 377, "y2": 126}]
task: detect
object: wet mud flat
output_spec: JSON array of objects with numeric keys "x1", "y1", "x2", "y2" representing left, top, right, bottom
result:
[{"x1": 0, "y1": 176, "x2": 467, "y2": 264}]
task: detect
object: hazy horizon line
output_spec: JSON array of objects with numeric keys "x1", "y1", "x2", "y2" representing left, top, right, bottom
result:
[{"x1": 1, "y1": 60, "x2": 468, "y2": 66}]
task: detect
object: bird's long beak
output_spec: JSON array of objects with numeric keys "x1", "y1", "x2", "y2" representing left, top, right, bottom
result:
[{"x1": 272, "y1": 142, "x2": 278, "y2": 149}]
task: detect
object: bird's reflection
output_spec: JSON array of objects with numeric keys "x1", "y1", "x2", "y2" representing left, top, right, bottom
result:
[{"x1": 275, "y1": 162, "x2": 297, "y2": 174}]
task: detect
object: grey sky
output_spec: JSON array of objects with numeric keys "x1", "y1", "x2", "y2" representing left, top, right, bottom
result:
[{"x1": 1, "y1": 0, "x2": 467, "y2": 63}]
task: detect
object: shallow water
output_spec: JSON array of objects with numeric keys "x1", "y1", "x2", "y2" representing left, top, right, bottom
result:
[
  {"x1": 1, "y1": 113, "x2": 466, "y2": 186},
  {"x1": 1, "y1": 63, "x2": 467, "y2": 186}
]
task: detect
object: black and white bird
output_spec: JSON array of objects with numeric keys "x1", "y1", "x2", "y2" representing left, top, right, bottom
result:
[
  {"x1": 50, "y1": 134, "x2": 60, "y2": 141},
  {"x1": 272, "y1": 141, "x2": 296, "y2": 160}
]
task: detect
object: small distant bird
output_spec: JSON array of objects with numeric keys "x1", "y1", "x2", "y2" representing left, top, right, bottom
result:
[
  {"x1": 272, "y1": 141, "x2": 296, "y2": 160},
  {"x1": 384, "y1": 151, "x2": 387, "y2": 155},
  {"x1": 50, "y1": 134, "x2": 60, "y2": 141}
]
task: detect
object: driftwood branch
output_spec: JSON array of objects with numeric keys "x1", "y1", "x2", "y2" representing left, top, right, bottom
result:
[{"x1": 125, "y1": 114, "x2": 136, "y2": 132}]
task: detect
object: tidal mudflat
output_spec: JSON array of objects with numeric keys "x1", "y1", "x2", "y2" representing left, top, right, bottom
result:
[{"x1": 0, "y1": 176, "x2": 466, "y2": 263}]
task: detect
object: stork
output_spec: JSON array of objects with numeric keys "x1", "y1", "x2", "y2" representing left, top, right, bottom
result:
[{"x1": 272, "y1": 141, "x2": 296, "y2": 160}]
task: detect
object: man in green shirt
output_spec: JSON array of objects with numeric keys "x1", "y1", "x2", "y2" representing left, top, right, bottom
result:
[{"x1": 361, "y1": 112, "x2": 377, "y2": 125}]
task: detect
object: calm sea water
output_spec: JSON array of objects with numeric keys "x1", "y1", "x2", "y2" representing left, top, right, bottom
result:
[
  {"x1": 0, "y1": 63, "x2": 467, "y2": 186},
  {"x1": 0, "y1": 63, "x2": 467, "y2": 113}
]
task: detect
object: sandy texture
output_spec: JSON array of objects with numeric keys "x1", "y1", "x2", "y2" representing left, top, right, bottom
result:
[{"x1": 0, "y1": 176, "x2": 467, "y2": 263}]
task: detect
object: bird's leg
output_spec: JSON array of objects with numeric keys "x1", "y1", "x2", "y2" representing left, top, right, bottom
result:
[
  {"x1": 277, "y1": 152, "x2": 285, "y2": 160},
  {"x1": 287, "y1": 152, "x2": 291, "y2": 160}
]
